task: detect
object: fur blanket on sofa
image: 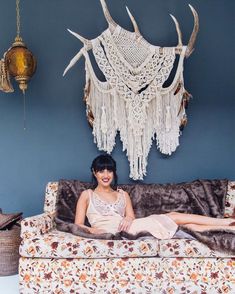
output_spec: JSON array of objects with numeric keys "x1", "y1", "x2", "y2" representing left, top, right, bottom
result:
[{"x1": 55, "y1": 179, "x2": 235, "y2": 254}]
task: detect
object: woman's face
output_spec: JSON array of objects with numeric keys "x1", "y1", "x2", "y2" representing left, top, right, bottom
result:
[{"x1": 93, "y1": 169, "x2": 114, "y2": 188}]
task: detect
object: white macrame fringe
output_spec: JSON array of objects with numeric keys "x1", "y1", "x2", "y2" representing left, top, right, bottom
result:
[{"x1": 84, "y1": 30, "x2": 187, "y2": 180}]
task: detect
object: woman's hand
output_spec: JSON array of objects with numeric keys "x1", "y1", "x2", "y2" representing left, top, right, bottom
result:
[
  {"x1": 121, "y1": 191, "x2": 135, "y2": 232},
  {"x1": 89, "y1": 227, "x2": 107, "y2": 234},
  {"x1": 118, "y1": 216, "x2": 134, "y2": 232}
]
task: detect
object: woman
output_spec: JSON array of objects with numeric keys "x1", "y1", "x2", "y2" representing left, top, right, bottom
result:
[{"x1": 75, "y1": 154, "x2": 235, "y2": 239}]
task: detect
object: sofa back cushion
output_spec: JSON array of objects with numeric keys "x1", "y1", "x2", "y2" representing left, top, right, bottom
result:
[
  {"x1": 56, "y1": 179, "x2": 228, "y2": 224},
  {"x1": 56, "y1": 180, "x2": 92, "y2": 225}
]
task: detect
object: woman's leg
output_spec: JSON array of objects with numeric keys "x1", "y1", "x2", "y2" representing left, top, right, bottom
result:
[
  {"x1": 167, "y1": 212, "x2": 233, "y2": 226},
  {"x1": 184, "y1": 223, "x2": 235, "y2": 232}
]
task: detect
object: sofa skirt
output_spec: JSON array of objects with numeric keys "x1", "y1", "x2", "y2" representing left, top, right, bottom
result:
[{"x1": 19, "y1": 256, "x2": 235, "y2": 294}]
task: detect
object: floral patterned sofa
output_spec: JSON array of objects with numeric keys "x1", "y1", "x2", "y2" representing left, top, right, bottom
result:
[{"x1": 19, "y1": 181, "x2": 235, "y2": 294}]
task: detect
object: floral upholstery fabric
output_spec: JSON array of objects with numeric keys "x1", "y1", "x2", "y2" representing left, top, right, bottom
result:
[
  {"x1": 19, "y1": 257, "x2": 235, "y2": 294},
  {"x1": 20, "y1": 229, "x2": 158, "y2": 259},
  {"x1": 44, "y1": 182, "x2": 58, "y2": 214},
  {"x1": 224, "y1": 181, "x2": 235, "y2": 217},
  {"x1": 20, "y1": 213, "x2": 55, "y2": 240},
  {"x1": 20, "y1": 228, "x2": 234, "y2": 259},
  {"x1": 159, "y1": 238, "x2": 231, "y2": 258}
]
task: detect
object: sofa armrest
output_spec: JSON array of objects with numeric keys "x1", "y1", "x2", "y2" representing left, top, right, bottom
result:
[
  {"x1": 224, "y1": 181, "x2": 235, "y2": 217},
  {"x1": 21, "y1": 212, "x2": 55, "y2": 239}
]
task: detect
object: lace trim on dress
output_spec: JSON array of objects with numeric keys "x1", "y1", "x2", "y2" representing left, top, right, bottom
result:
[{"x1": 90, "y1": 189, "x2": 126, "y2": 217}]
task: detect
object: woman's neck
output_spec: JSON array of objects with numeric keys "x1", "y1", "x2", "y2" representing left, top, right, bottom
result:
[{"x1": 95, "y1": 185, "x2": 113, "y2": 193}]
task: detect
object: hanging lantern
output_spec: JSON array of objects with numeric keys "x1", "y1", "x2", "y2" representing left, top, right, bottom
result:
[
  {"x1": 2, "y1": 0, "x2": 37, "y2": 130},
  {"x1": 5, "y1": 0, "x2": 36, "y2": 94},
  {"x1": 5, "y1": 37, "x2": 36, "y2": 93}
]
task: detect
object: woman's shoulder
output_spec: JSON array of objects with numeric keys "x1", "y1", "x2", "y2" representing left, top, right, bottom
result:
[
  {"x1": 79, "y1": 189, "x2": 92, "y2": 199},
  {"x1": 117, "y1": 188, "x2": 129, "y2": 197},
  {"x1": 82, "y1": 188, "x2": 92, "y2": 193}
]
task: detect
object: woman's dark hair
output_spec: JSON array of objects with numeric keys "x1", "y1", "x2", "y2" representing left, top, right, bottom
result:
[{"x1": 91, "y1": 154, "x2": 118, "y2": 189}]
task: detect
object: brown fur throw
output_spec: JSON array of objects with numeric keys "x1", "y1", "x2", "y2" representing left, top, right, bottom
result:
[
  {"x1": 55, "y1": 179, "x2": 235, "y2": 254},
  {"x1": 178, "y1": 226, "x2": 235, "y2": 255}
]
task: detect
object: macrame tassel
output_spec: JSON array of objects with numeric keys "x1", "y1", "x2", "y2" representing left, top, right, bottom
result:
[
  {"x1": 101, "y1": 105, "x2": 108, "y2": 134},
  {"x1": 0, "y1": 59, "x2": 13, "y2": 93},
  {"x1": 165, "y1": 106, "x2": 171, "y2": 132},
  {"x1": 155, "y1": 94, "x2": 163, "y2": 128},
  {"x1": 112, "y1": 89, "x2": 118, "y2": 128}
]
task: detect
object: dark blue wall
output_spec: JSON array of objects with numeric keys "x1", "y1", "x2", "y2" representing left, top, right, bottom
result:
[{"x1": 0, "y1": 0, "x2": 234, "y2": 217}]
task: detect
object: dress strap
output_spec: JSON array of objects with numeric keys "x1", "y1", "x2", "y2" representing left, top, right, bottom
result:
[
  {"x1": 117, "y1": 188, "x2": 126, "y2": 206},
  {"x1": 87, "y1": 189, "x2": 93, "y2": 208}
]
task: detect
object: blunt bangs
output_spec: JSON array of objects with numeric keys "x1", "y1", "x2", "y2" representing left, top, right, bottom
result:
[
  {"x1": 91, "y1": 154, "x2": 116, "y2": 173},
  {"x1": 91, "y1": 154, "x2": 118, "y2": 189}
]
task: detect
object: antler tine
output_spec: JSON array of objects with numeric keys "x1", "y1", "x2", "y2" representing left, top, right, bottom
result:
[
  {"x1": 63, "y1": 49, "x2": 84, "y2": 76},
  {"x1": 186, "y1": 4, "x2": 199, "y2": 58},
  {"x1": 100, "y1": 0, "x2": 117, "y2": 30},
  {"x1": 67, "y1": 29, "x2": 91, "y2": 47},
  {"x1": 63, "y1": 29, "x2": 92, "y2": 76},
  {"x1": 170, "y1": 14, "x2": 183, "y2": 48},
  {"x1": 126, "y1": 6, "x2": 141, "y2": 35}
]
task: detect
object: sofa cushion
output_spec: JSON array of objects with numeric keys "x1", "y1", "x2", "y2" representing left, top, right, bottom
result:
[
  {"x1": 57, "y1": 179, "x2": 228, "y2": 225},
  {"x1": 158, "y1": 238, "x2": 232, "y2": 258},
  {"x1": 19, "y1": 229, "x2": 159, "y2": 259},
  {"x1": 54, "y1": 180, "x2": 235, "y2": 255}
]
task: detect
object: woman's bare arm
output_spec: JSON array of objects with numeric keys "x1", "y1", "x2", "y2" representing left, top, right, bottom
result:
[
  {"x1": 124, "y1": 192, "x2": 135, "y2": 220},
  {"x1": 75, "y1": 190, "x2": 106, "y2": 234},
  {"x1": 74, "y1": 190, "x2": 91, "y2": 231},
  {"x1": 118, "y1": 191, "x2": 135, "y2": 232}
]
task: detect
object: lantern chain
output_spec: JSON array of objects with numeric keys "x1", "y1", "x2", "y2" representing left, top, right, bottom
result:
[{"x1": 16, "y1": 0, "x2": 21, "y2": 38}]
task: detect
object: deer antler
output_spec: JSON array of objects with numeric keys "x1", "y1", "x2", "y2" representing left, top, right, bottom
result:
[
  {"x1": 170, "y1": 4, "x2": 199, "y2": 57},
  {"x1": 63, "y1": 29, "x2": 92, "y2": 76},
  {"x1": 100, "y1": 0, "x2": 141, "y2": 36},
  {"x1": 100, "y1": 0, "x2": 117, "y2": 31},
  {"x1": 186, "y1": 4, "x2": 199, "y2": 57},
  {"x1": 170, "y1": 14, "x2": 183, "y2": 48},
  {"x1": 64, "y1": 2, "x2": 199, "y2": 76},
  {"x1": 126, "y1": 6, "x2": 141, "y2": 35},
  {"x1": 63, "y1": 49, "x2": 84, "y2": 76},
  {"x1": 67, "y1": 29, "x2": 92, "y2": 48}
]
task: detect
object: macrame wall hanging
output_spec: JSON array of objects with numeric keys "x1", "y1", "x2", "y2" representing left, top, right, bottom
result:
[{"x1": 64, "y1": 0, "x2": 199, "y2": 180}]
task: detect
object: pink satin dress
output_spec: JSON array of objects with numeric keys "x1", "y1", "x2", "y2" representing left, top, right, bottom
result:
[{"x1": 86, "y1": 189, "x2": 178, "y2": 239}]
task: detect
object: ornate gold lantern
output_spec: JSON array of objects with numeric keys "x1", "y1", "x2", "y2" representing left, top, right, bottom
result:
[
  {"x1": 5, "y1": 0, "x2": 36, "y2": 94},
  {"x1": 5, "y1": 38, "x2": 36, "y2": 93}
]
